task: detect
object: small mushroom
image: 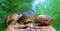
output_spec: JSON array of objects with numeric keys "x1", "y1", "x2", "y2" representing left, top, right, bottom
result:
[
  {"x1": 18, "y1": 12, "x2": 35, "y2": 24},
  {"x1": 5, "y1": 14, "x2": 21, "y2": 26},
  {"x1": 35, "y1": 15, "x2": 53, "y2": 26}
]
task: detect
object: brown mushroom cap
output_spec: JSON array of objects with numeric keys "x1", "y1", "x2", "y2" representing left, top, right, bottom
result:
[
  {"x1": 18, "y1": 12, "x2": 35, "y2": 24},
  {"x1": 35, "y1": 15, "x2": 53, "y2": 26},
  {"x1": 5, "y1": 14, "x2": 20, "y2": 26}
]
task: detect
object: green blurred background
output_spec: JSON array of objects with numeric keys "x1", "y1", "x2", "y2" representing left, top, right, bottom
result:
[{"x1": 0, "y1": 0, "x2": 60, "y2": 31}]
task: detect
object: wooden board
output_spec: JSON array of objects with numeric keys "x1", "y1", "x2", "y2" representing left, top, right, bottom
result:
[{"x1": 6, "y1": 26, "x2": 56, "y2": 31}]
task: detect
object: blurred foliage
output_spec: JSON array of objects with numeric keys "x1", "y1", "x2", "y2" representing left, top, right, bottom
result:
[{"x1": 0, "y1": 0, "x2": 60, "y2": 31}]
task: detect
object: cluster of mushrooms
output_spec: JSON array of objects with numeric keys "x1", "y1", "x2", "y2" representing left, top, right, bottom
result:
[{"x1": 5, "y1": 12, "x2": 53, "y2": 31}]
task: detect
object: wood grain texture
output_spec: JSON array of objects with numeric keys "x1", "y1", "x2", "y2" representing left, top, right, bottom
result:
[{"x1": 6, "y1": 26, "x2": 56, "y2": 31}]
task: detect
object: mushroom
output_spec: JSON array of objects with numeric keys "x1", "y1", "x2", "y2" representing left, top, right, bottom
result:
[
  {"x1": 18, "y1": 12, "x2": 35, "y2": 24},
  {"x1": 5, "y1": 14, "x2": 21, "y2": 26},
  {"x1": 35, "y1": 15, "x2": 53, "y2": 26}
]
